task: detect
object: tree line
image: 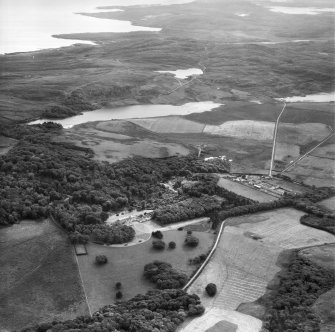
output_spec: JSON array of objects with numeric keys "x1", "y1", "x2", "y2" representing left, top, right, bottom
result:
[{"x1": 22, "y1": 289, "x2": 205, "y2": 332}]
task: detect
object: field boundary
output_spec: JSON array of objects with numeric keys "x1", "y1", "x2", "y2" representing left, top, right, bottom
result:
[{"x1": 183, "y1": 219, "x2": 227, "y2": 291}]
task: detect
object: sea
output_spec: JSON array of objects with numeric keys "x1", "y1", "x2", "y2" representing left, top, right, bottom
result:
[{"x1": 0, "y1": 0, "x2": 193, "y2": 54}]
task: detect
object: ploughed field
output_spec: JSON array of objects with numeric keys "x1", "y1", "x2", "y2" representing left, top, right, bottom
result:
[
  {"x1": 0, "y1": 219, "x2": 89, "y2": 331},
  {"x1": 184, "y1": 208, "x2": 335, "y2": 331}
]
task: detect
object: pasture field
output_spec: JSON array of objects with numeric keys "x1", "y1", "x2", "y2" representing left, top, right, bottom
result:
[
  {"x1": 178, "y1": 308, "x2": 262, "y2": 332},
  {"x1": 0, "y1": 220, "x2": 88, "y2": 331},
  {"x1": 204, "y1": 120, "x2": 330, "y2": 145},
  {"x1": 319, "y1": 196, "x2": 335, "y2": 212},
  {"x1": 274, "y1": 142, "x2": 300, "y2": 161},
  {"x1": 56, "y1": 120, "x2": 190, "y2": 163},
  {"x1": 299, "y1": 244, "x2": 335, "y2": 271},
  {"x1": 232, "y1": 208, "x2": 335, "y2": 249},
  {"x1": 217, "y1": 177, "x2": 277, "y2": 203},
  {"x1": 186, "y1": 102, "x2": 334, "y2": 127},
  {"x1": 129, "y1": 117, "x2": 205, "y2": 133},
  {"x1": 284, "y1": 155, "x2": 335, "y2": 187},
  {"x1": 76, "y1": 229, "x2": 215, "y2": 312},
  {"x1": 310, "y1": 143, "x2": 335, "y2": 160}
]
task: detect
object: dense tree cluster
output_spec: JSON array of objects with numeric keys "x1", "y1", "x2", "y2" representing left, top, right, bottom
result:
[
  {"x1": 189, "y1": 253, "x2": 208, "y2": 265},
  {"x1": 184, "y1": 235, "x2": 199, "y2": 247},
  {"x1": 0, "y1": 128, "x2": 226, "y2": 245},
  {"x1": 262, "y1": 254, "x2": 334, "y2": 332},
  {"x1": 153, "y1": 195, "x2": 222, "y2": 224},
  {"x1": 144, "y1": 261, "x2": 188, "y2": 289},
  {"x1": 152, "y1": 230, "x2": 163, "y2": 239},
  {"x1": 22, "y1": 289, "x2": 205, "y2": 332},
  {"x1": 300, "y1": 214, "x2": 335, "y2": 235},
  {"x1": 292, "y1": 199, "x2": 335, "y2": 219},
  {"x1": 293, "y1": 186, "x2": 335, "y2": 203},
  {"x1": 153, "y1": 175, "x2": 254, "y2": 225},
  {"x1": 152, "y1": 240, "x2": 166, "y2": 250},
  {"x1": 211, "y1": 199, "x2": 291, "y2": 228}
]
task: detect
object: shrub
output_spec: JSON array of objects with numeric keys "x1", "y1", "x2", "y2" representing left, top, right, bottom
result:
[
  {"x1": 115, "y1": 282, "x2": 122, "y2": 290},
  {"x1": 152, "y1": 239, "x2": 166, "y2": 250},
  {"x1": 168, "y1": 241, "x2": 176, "y2": 249},
  {"x1": 152, "y1": 230, "x2": 163, "y2": 239},
  {"x1": 185, "y1": 235, "x2": 199, "y2": 247},
  {"x1": 95, "y1": 255, "x2": 108, "y2": 265},
  {"x1": 205, "y1": 283, "x2": 217, "y2": 297},
  {"x1": 115, "y1": 291, "x2": 123, "y2": 299},
  {"x1": 187, "y1": 230, "x2": 193, "y2": 235}
]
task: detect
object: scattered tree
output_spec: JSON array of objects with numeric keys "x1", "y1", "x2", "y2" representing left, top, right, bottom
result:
[
  {"x1": 115, "y1": 291, "x2": 123, "y2": 299},
  {"x1": 95, "y1": 255, "x2": 108, "y2": 265},
  {"x1": 152, "y1": 239, "x2": 166, "y2": 250},
  {"x1": 185, "y1": 235, "x2": 199, "y2": 247},
  {"x1": 205, "y1": 283, "x2": 217, "y2": 296},
  {"x1": 152, "y1": 230, "x2": 163, "y2": 239},
  {"x1": 168, "y1": 241, "x2": 176, "y2": 249}
]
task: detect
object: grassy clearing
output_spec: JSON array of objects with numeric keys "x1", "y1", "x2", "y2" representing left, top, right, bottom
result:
[
  {"x1": 217, "y1": 177, "x2": 277, "y2": 203},
  {"x1": 77, "y1": 229, "x2": 215, "y2": 312},
  {"x1": 299, "y1": 244, "x2": 335, "y2": 271},
  {"x1": 313, "y1": 288, "x2": 335, "y2": 332},
  {"x1": 0, "y1": 219, "x2": 88, "y2": 331},
  {"x1": 0, "y1": 135, "x2": 17, "y2": 156},
  {"x1": 319, "y1": 196, "x2": 335, "y2": 212}
]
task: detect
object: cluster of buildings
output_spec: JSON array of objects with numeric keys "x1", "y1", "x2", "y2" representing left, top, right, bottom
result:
[
  {"x1": 204, "y1": 155, "x2": 233, "y2": 163},
  {"x1": 230, "y1": 174, "x2": 297, "y2": 197}
]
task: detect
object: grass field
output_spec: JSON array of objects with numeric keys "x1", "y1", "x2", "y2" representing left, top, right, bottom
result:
[
  {"x1": 217, "y1": 177, "x2": 277, "y2": 203},
  {"x1": 0, "y1": 220, "x2": 88, "y2": 331},
  {"x1": 129, "y1": 117, "x2": 205, "y2": 133},
  {"x1": 310, "y1": 143, "x2": 335, "y2": 160},
  {"x1": 232, "y1": 208, "x2": 335, "y2": 249},
  {"x1": 77, "y1": 229, "x2": 215, "y2": 312}
]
